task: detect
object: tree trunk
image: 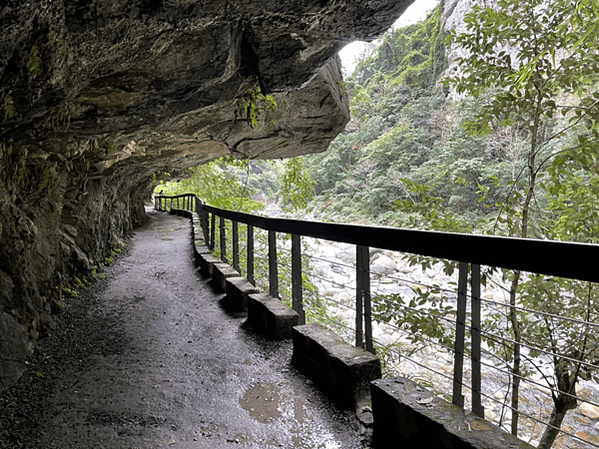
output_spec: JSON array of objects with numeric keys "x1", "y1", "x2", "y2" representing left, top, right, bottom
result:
[
  {"x1": 537, "y1": 400, "x2": 576, "y2": 449},
  {"x1": 508, "y1": 115, "x2": 538, "y2": 436},
  {"x1": 537, "y1": 366, "x2": 578, "y2": 449},
  {"x1": 509, "y1": 270, "x2": 522, "y2": 436}
]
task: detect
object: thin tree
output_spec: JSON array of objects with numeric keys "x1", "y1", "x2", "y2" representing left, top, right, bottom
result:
[{"x1": 446, "y1": 0, "x2": 599, "y2": 445}]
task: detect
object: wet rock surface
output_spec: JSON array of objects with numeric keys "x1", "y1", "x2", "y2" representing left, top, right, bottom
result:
[
  {"x1": 0, "y1": 0, "x2": 415, "y2": 390},
  {"x1": 0, "y1": 209, "x2": 367, "y2": 448}
]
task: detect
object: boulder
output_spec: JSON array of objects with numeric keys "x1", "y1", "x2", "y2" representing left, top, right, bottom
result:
[
  {"x1": 371, "y1": 254, "x2": 396, "y2": 277},
  {"x1": 0, "y1": 313, "x2": 29, "y2": 390},
  {"x1": 580, "y1": 403, "x2": 599, "y2": 420}
]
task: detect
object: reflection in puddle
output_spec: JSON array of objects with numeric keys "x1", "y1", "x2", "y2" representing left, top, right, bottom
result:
[
  {"x1": 240, "y1": 383, "x2": 344, "y2": 448},
  {"x1": 240, "y1": 383, "x2": 282, "y2": 423}
]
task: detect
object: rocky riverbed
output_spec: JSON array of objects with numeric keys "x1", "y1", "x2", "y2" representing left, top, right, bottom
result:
[{"x1": 301, "y1": 237, "x2": 599, "y2": 448}]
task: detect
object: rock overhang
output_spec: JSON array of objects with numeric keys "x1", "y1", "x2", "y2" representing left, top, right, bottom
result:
[
  {"x1": 1, "y1": 0, "x2": 416, "y2": 168},
  {"x1": 0, "y1": 0, "x2": 416, "y2": 390}
]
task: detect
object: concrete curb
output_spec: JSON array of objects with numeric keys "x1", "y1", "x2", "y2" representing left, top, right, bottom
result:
[
  {"x1": 247, "y1": 292, "x2": 299, "y2": 339},
  {"x1": 292, "y1": 323, "x2": 381, "y2": 411},
  {"x1": 211, "y1": 263, "x2": 241, "y2": 292},
  {"x1": 223, "y1": 277, "x2": 260, "y2": 313},
  {"x1": 163, "y1": 206, "x2": 537, "y2": 449},
  {"x1": 371, "y1": 377, "x2": 534, "y2": 449},
  {"x1": 184, "y1": 210, "x2": 299, "y2": 341}
]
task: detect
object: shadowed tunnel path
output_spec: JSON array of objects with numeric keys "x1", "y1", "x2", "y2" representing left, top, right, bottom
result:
[{"x1": 0, "y1": 208, "x2": 367, "y2": 449}]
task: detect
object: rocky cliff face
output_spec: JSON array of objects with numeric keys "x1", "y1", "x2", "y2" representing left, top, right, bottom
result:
[
  {"x1": 443, "y1": 0, "x2": 502, "y2": 80},
  {"x1": 0, "y1": 0, "x2": 415, "y2": 388},
  {"x1": 443, "y1": 0, "x2": 477, "y2": 78}
]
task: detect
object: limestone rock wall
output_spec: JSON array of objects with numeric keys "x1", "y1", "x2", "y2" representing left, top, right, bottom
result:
[
  {"x1": 443, "y1": 0, "x2": 483, "y2": 77},
  {"x1": 0, "y1": 0, "x2": 415, "y2": 389},
  {"x1": 443, "y1": 0, "x2": 520, "y2": 86}
]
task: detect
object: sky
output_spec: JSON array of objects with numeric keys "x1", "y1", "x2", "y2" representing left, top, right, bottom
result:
[{"x1": 339, "y1": 0, "x2": 440, "y2": 76}]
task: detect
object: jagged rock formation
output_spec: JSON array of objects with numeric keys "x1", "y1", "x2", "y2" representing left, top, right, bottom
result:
[
  {"x1": 0, "y1": 0, "x2": 415, "y2": 388},
  {"x1": 443, "y1": 0, "x2": 509, "y2": 81},
  {"x1": 443, "y1": 0, "x2": 480, "y2": 78}
]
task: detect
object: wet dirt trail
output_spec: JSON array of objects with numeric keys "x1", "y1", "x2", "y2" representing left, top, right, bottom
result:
[{"x1": 0, "y1": 208, "x2": 367, "y2": 449}]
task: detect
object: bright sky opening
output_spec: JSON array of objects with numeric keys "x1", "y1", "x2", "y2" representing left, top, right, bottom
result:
[{"x1": 339, "y1": 0, "x2": 440, "y2": 76}]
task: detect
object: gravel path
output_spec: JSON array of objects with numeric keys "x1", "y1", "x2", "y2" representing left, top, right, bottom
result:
[{"x1": 0, "y1": 208, "x2": 367, "y2": 449}]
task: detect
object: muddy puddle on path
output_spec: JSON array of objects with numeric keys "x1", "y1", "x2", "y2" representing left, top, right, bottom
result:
[
  {"x1": 239, "y1": 382, "x2": 345, "y2": 449},
  {"x1": 240, "y1": 383, "x2": 283, "y2": 424}
]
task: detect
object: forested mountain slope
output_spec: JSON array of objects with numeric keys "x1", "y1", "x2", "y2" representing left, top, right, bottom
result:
[{"x1": 304, "y1": 2, "x2": 513, "y2": 226}]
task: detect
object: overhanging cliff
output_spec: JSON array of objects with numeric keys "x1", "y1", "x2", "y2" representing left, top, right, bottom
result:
[{"x1": 0, "y1": 0, "x2": 415, "y2": 388}]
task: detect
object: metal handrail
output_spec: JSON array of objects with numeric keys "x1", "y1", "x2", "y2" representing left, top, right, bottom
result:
[
  {"x1": 155, "y1": 194, "x2": 599, "y2": 283},
  {"x1": 154, "y1": 193, "x2": 599, "y2": 448}
]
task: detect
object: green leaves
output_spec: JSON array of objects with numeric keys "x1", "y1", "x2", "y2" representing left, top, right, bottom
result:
[
  {"x1": 1, "y1": 91, "x2": 15, "y2": 120},
  {"x1": 27, "y1": 45, "x2": 43, "y2": 79},
  {"x1": 392, "y1": 179, "x2": 472, "y2": 233},
  {"x1": 372, "y1": 290, "x2": 456, "y2": 351},
  {"x1": 158, "y1": 157, "x2": 264, "y2": 213},
  {"x1": 280, "y1": 157, "x2": 315, "y2": 212},
  {"x1": 243, "y1": 88, "x2": 277, "y2": 129},
  {"x1": 445, "y1": 0, "x2": 599, "y2": 142}
]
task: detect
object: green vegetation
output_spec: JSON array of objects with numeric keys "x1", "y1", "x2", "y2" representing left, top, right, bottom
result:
[
  {"x1": 159, "y1": 3, "x2": 598, "y2": 446},
  {"x1": 107, "y1": 143, "x2": 118, "y2": 155},
  {"x1": 280, "y1": 157, "x2": 315, "y2": 211},
  {"x1": 303, "y1": 4, "x2": 455, "y2": 224},
  {"x1": 27, "y1": 45, "x2": 43, "y2": 79},
  {"x1": 74, "y1": 277, "x2": 90, "y2": 289},
  {"x1": 91, "y1": 265, "x2": 106, "y2": 279},
  {"x1": 0, "y1": 141, "x2": 62, "y2": 196},
  {"x1": 0, "y1": 142, "x2": 30, "y2": 191},
  {"x1": 156, "y1": 155, "x2": 315, "y2": 213},
  {"x1": 48, "y1": 103, "x2": 71, "y2": 132},
  {"x1": 243, "y1": 87, "x2": 278, "y2": 128},
  {"x1": 38, "y1": 165, "x2": 58, "y2": 194},
  {"x1": 57, "y1": 284, "x2": 79, "y2": 298},
  {"x1": 302, "y1": 2, "x2": 598, "y2": 447},
  {"x1": 443, "y1": 1, "x2": 599, "y2": 445},
  {"x1": 48, "y1": 32, "x2": 68, "y2": 61},
  {"x1": 158, "y1": 157, "x2": 264, "y2": 213},
  {"x1": 1, "y1": 91, "x2": 15, "y2": 120}
]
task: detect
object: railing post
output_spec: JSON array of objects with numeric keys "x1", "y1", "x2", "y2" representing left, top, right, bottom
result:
[
  {"x1": 232, "y1": 220, "x2": 240, "y2": 272},
  {"x1": 202, "y1": 205, "x2": 209, "y2": 246},
  {"x1": 355, "y1": 245, "x2": 365, "y2": 349},
  {"x1": 210, "y1": 213, "x2": 216, "y2": 251},
  {"x1": 356, "y1": 245, "x2": 374, "y2": 353},
  {"x1": 220, "y1": 216, "x2": 227, "y2": 263},
  {"x1": 452, "y1": 261, "x2": 468, "y2": 408},
  {"x1": 471, "y1": 263, "x2": 484, "y2": 418},
  {"x1": 292, "y1": 234, "x2": 305, "y2": 324},
  {"x1": 363, "y1": 255, "x2": 374, "y2": 355},
  {"x1": 268, "y1": 230, "x2": 279, "y2": 299},
  {"x1": 247, "y1": 225, "x2": 255, "y2": 286}
]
